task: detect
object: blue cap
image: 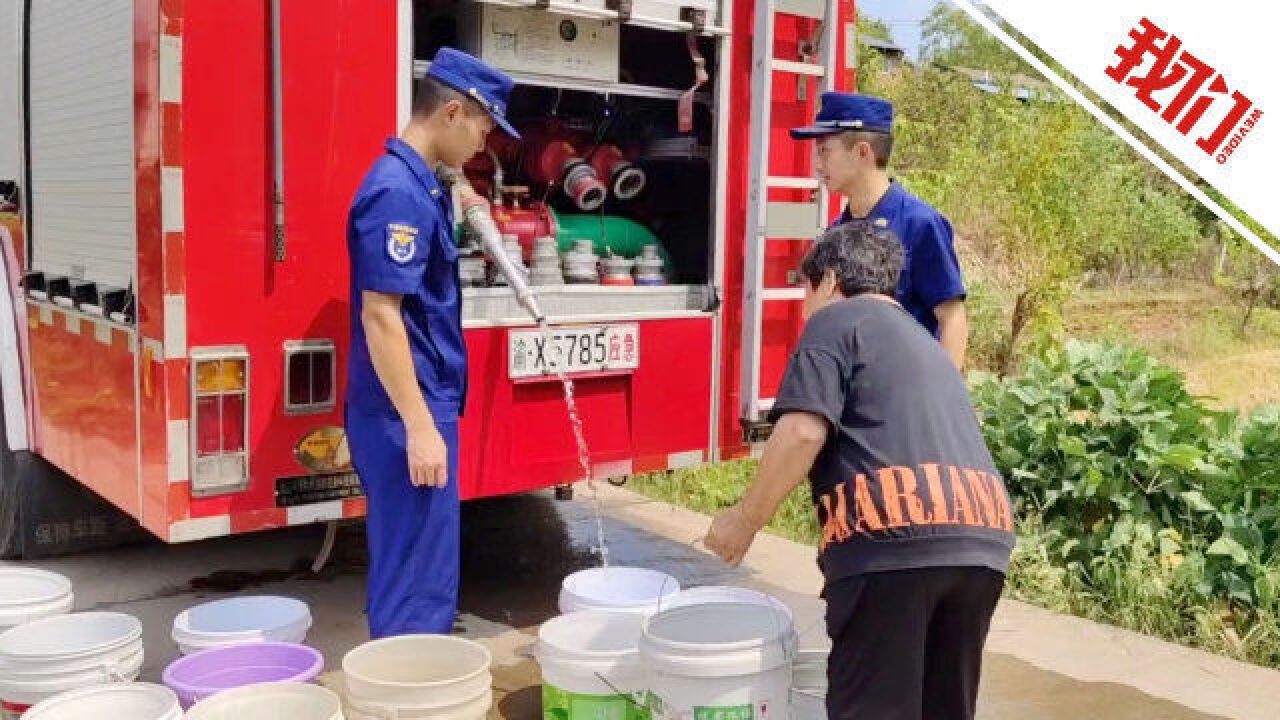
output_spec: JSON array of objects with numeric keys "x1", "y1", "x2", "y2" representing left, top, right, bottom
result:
[
  {"x1": 790, "y1": 92, "x2": 893, "y2": 139},
  {"x1": 426, "y1": 47, "x2": 520, "y2": 139}
]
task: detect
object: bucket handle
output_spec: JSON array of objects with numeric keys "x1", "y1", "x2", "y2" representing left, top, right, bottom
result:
[
  {"x1": 644, "y1": 689, "x2": 674, "y2": 720},
  {"x1": 652, "y1": 573, "x2": 679, "y2": 616},
  {"x1": 100, "y1": 659, "x2": 130, "y2": 683},
  {"x1": 592, "y1": 672, "x2": 649, "y2": 714}
]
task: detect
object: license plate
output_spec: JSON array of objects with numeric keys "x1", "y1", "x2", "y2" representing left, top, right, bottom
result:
[
  {"x1": 508, "y1": 324, "x2": 640, "y2": 379},
  {"x1": 274, "y1": 471, "x2": 364, "y2": 508}
]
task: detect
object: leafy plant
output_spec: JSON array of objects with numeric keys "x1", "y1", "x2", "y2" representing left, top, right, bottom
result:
[{"x1": 974, "y1": 339, "x2": 1280, "y2": 652}]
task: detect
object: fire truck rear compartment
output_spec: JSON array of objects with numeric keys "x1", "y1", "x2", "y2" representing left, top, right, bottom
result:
[{"x1": 418, "y1": 1, "x2": 721, "y2": 317}]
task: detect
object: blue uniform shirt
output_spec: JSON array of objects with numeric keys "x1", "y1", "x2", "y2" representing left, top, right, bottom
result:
[
  {"x1": 346, "y1": 137, "x2": 467, "y2": 421},
  {"x1": 836, "y1": 181, "x2": 965, "y2": 337}
]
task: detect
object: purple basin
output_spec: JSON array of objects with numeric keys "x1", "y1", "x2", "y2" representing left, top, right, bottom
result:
[{"x1": 162, "y1": 641, "x2": 324, "y2": 708}]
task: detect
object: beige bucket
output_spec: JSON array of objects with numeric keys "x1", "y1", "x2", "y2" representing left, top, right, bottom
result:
[
  {"x1": 185, "y1": 681, "x2": 344, "y2": 720},
  {"x1": 342, "y1": 636, "x2": 492, "y2": 719}
]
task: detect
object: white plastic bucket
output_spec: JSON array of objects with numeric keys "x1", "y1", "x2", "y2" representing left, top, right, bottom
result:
[
  {"x1": 0, "y1": 649, "x2": 145, "y2": 719},
  {"x1": 662, "y1": 586, "x2": 794, "y2": 624},
  {"x1": 0, "y1": 569, "x2": 73, "y2": 632},
  {"x1": 342, "y1": 635, "x2": 492, "y2": 719},
  {"x1": 640, "y1": 602, "x2": 796, "y2": 720},
  {"x1": 790, "y1": 650, "x2": 826, "y2": 693},
  {"x1": 558, "y1": 567, "x2": 680, "y2": 615},
  {"x1": 0, "y1": 612, "x2": 144, "y2": 717},
  {"x1": 535, "y1": 611, "x2": 647, "y2": 720},
  {"x1": 172, "y1": 596, "x2": 312, "y2": 655},
  {"x1": 345, "y1": 689, "x2": 493, "y2": 720},
  {"x1": 22, "y1": 683, "x2": 181, "y2": 720},
  {"x1": 185, "y1": 681, "x2": 344, "y2": 720},
  {"x1": 790, "y1": 687, "x2": 825, "y2": 720},
  {"x1": 789, "y1": 650, "x2": 828, "y2": 720}
]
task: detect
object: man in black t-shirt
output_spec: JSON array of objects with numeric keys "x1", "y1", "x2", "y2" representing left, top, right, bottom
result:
[{"x1": 706, "y1": 221, "x2": 1015, "y2": 720}]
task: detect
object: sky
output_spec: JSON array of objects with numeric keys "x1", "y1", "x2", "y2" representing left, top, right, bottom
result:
[{"x1": 856, "y1": 0, "x2": 945, "y2": 62}]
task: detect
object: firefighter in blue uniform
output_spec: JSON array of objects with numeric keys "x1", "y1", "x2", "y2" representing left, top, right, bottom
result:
[
  {"x1": 791, "y1": 92, "x2": 970, "y2": 369},
  {"x1": 344, "y1": 48, "x2": 519, "y2": 638}
]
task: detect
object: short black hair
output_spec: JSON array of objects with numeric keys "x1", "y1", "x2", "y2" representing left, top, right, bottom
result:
[
  {"x1": 801, "y1": 220, "x2": 904, "y2": 297},
  {"x1": 412, "y1": 75, "x2": 476, "y2": 119},
  {"x1": 838, "y1": 130, "x2": 893, "y2": 169}
]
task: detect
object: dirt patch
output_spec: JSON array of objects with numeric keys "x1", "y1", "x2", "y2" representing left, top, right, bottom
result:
[
  {"x1": 1064, "y1": 285, "x2": 1280, "y2": 411},
  {"x1": 1183, "y1": 348, "x2": 1280, "y2": 413}
]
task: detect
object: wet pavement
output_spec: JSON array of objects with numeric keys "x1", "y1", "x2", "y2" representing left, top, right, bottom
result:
[{"x1": 4, "y1": 489, "x2": 1260, "y2": 718}]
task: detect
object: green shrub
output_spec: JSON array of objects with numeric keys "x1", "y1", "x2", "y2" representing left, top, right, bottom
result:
[{"x1": 973, "y1": 340, "x2": 1280, "y2": 664}]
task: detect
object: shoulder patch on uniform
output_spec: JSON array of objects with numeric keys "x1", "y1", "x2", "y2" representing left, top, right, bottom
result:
[{"x1": 386, "y1": 223, "x2": 419, "y2": 264}]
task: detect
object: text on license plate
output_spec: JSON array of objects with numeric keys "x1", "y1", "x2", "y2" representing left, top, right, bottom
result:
[{"x1": 508, "y1": 324, "x2": 640, "y2": 379}]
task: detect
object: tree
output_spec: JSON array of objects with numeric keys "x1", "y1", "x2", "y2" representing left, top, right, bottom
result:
[
  {"x1": 1214, "y1": 215, "x2": 1280, "y2": 336},
  {"x1": 860, "y1": 37, "x2": 1203, "y2": 373},
  {"x1": 1234, "y1": 246, "x2": 1274, "y2": 336},
  {"x1": 921, "y1": 5, "x2": 1034, "y2": 75},
  {"x1": 858, "y1": 12, "x2": 893, "y2": 43}
]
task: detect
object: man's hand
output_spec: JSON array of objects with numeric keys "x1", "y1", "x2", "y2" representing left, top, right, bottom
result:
[
  {"x1": 444, "y1": 168, "x2": 487, "y2": 209},
  {"x1": 704, "y1": 412, "x2": 828, "y2": 566},
  {"x1": 456, "y1": 182, "x2": 486, "y2": 207},
  {"x1": 406, "y1": 423, "x2": 448, "y2": 488},
  {"x1": 705, "y1": 504, "x2": 763, "y2": 567}
]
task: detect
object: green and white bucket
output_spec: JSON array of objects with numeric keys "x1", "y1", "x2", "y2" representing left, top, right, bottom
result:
[{"x1": 536, "y1": 610, "x2": 649, "y2": 720}]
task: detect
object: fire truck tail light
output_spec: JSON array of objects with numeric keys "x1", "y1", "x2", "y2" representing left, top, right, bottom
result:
[
  {"x1": 190, "y1": 348, "x2": 251, "y2": 496},
  {"x1": 196, "y1": 394, "x2": 246, "y2": 455},
  {"x1": 195, "y1": 357, "x2": 246, "y2": 393},
  {"x1": 195, "y1": 396, "x2": 221, "y2": 456},
  {"x1": 284, "y1": 340, "x2": 337, "y2": 414},
  {"x1": 221, "y1": 394, "x2": 247, "y2": 453},
  {"x1": 193, "y1": 456, "x2": 248, "y2": 496}
]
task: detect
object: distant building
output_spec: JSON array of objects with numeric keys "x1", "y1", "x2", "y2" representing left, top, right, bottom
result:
[
  {"x1": 938, "y1": 65, "x2": 1059, "y2": 103},
  {"x1": 860, "y1": 34, "x2": 909, "y2": 72}
]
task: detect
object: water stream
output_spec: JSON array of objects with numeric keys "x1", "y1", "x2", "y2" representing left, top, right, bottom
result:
[{"x1": 538, "y1": 319, "x2": 609, "y2": 567}]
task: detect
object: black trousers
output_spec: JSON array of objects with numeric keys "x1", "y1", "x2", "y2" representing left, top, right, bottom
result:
[{"x1": 824, "y1": 566, "x2": 1005, "y2": 720}]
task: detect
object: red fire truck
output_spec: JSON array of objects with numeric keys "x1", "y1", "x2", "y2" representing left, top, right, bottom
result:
[{"x1": 0, "y1": 0, "x2": 856, "y2": 557}]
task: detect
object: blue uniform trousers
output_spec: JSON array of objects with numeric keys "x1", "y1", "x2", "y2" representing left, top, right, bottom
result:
[{"x1": 346, "y1": 407, "x2": 460, "y2": 637}]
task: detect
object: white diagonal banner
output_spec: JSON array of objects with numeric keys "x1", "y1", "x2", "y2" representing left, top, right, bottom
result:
[{"x1": 950, "y1": 0, "x2": 1280, "y2": 268}]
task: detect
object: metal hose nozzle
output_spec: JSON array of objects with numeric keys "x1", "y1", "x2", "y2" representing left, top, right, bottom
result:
[{"x1": 437, "y1": 165, "x2": 546, "y2": 324}]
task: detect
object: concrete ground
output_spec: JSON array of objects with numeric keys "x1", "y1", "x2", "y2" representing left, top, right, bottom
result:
[{"x1": 6, "y1": 484, "x2": 1279, "y2": 719}]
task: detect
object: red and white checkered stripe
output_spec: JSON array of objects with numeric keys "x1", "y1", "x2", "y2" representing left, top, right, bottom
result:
[
  {"x1": 28, "y1": 304, "x2": 137, "y2": 352},
  {"x1": 155, "y1": 0, "x2": 195, "y2": 542},
  {"x1": 597, "y1": 449, "x2": 708, "y2": 479},
  {"x1": 168, "y1": 498, "x2": 370, "y2": 543},
  {"x1": 165, "y1": 449, "x2": 709, "y2": 541}
]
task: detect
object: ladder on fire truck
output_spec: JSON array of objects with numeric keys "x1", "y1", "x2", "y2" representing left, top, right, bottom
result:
[{"x1": 740, "y1": 0, "x2": 841, "y2": 441}]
